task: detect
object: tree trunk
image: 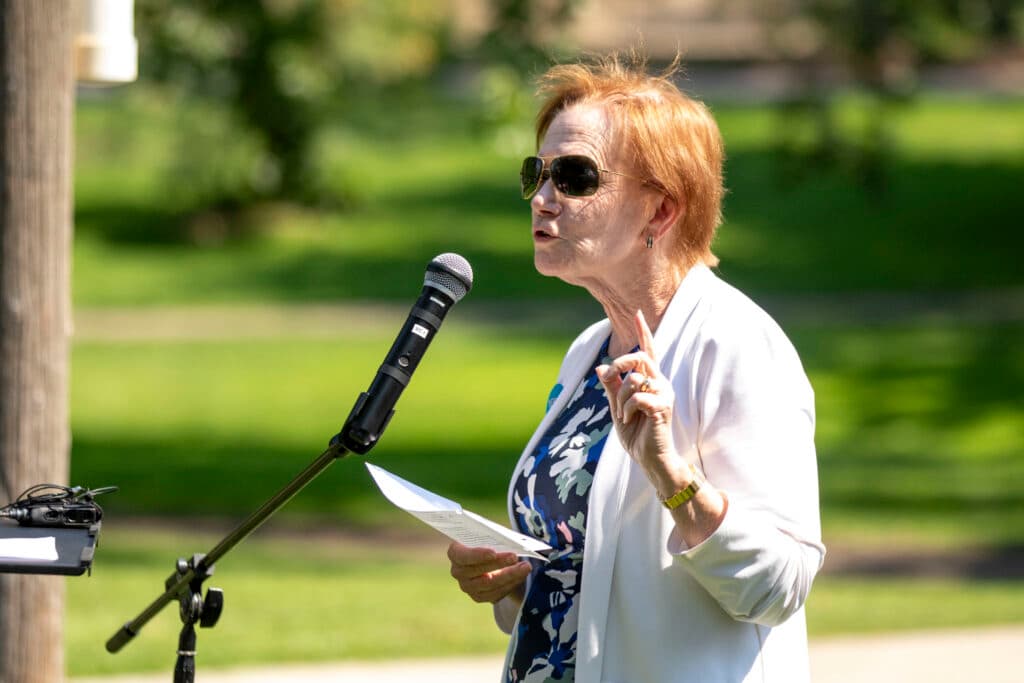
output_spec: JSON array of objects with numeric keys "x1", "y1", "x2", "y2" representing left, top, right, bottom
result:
[{"x1": 0, "y1": 2, "x2": 75, "y2": 682}]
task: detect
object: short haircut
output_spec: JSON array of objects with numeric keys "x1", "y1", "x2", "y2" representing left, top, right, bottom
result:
[{"x1": 534, "y1": 50, "x2": 724, "y2": 267}]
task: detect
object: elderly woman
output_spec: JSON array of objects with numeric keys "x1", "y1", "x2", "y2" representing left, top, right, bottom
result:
[{"x1": 447, "y1": 53, "x2": 824, "y2": 683}]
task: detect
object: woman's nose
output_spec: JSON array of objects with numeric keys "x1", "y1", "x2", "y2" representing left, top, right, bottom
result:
[{"x1": 531, "y1": 178, "x2": 559, "y2": 214}]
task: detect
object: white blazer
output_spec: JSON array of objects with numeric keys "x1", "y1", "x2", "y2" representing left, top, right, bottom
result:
[{"x1": 496, "y1": 265, "x2": 825, "y2": 682}]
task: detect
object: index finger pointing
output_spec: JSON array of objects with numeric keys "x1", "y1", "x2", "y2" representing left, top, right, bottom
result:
[{"x1": 634, "y1": 310, "x2": 657, "y2": 361}]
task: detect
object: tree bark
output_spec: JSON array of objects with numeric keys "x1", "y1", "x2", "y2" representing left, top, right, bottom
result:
[{"x1": 0, "y1": 2, "x2": 75, "y2": 681}]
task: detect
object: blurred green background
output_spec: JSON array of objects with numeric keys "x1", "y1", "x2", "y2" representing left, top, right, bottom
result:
[{"x1": 63, "y1": 0, "x2": 1023, "y2": 677}]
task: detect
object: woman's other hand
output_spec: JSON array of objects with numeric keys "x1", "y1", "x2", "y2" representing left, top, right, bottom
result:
[{"x1": 447, "y1": 541, "x2": 531, "y2": 605}]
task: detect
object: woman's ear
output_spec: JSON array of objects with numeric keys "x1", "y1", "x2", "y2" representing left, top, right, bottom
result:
[{"x1": 647, "y1": 192, "x2": 683, "y2": 242}]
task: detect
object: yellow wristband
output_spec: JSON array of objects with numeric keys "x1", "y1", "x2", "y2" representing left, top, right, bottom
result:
[{"x1": 661, "y1": 465, "x2": 704, "y2": 510}]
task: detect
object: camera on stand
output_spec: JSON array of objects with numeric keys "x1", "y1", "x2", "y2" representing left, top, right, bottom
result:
[{"x1": 0, "y1": 483, "x2": 115, "y2": 576}]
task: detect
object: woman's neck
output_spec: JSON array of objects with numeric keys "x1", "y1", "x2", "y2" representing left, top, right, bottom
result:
[{"x1": 591, "y1": 264, "x2": 688, "y2": 357}]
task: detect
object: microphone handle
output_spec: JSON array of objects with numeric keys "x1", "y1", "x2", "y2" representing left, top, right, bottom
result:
[{"x1": 336, "y1": 286, "x2": 454, "y2": 454}]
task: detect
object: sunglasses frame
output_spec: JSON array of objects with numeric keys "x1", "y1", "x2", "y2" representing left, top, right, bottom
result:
[{"x1": 520, "y1": 154, "x2": 653, "y2": 200}]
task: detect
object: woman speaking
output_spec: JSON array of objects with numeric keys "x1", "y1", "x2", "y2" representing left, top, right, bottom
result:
[{"x1": 447, "y1": 51, "x2": 825, "y2": 683}]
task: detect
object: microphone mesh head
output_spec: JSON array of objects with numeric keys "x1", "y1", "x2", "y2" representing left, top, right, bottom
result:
[{"x1": 425, "y1": 253, "x2": 473, "y2": 302}]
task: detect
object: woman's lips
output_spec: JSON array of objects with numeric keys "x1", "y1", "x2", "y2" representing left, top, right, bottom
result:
[{"x1": 533, "y1": 227, "x2": 556, "y2": 242}]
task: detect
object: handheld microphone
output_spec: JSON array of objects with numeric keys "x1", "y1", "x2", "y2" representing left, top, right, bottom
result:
[{"x1": 334, "y1": 253, "x2": 473, "y2": 454}]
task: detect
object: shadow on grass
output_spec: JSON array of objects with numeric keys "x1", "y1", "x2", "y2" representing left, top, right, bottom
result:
[
  {"x1": 221, "y1": 242, "x2": 578, "y2": 302},
  {"x1": 70, "y1": 433, "x2": 517, "y2": 524},
  {"x1": 796, "y1": 322, "x2": 1024, "y2": 549},
  {"x1": 825, "y1": 544, "x2": 1024, "y2": 580},
  {"x1": 76, "y1": 203, "x2": 188, "y2": 245},
  {"x1": 719, "y1": 153, "x2": 1024, "y2": 293}
]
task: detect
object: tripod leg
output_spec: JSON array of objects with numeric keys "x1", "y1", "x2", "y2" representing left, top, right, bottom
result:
[{"x1": 173, "y1": 621, "x2": 196, "y2": 683}]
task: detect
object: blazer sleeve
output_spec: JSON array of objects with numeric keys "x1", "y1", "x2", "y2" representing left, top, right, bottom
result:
[{"x1": 670, "y1": 313, "x2": 826, "y2": 627}]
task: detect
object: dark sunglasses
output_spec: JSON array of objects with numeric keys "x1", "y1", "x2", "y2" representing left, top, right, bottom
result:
[{"x1": 520, "y1": 155, "x2": 651, "y2": 200}]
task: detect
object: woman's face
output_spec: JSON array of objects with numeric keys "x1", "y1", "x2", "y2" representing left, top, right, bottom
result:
[{"x1": 530, "y1": 104, "x2": 656, "y2": 291}]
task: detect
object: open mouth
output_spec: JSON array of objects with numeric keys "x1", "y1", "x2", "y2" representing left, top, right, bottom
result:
[{"x1": 533, "y1": 227, "x2": 556, "y2": 241}]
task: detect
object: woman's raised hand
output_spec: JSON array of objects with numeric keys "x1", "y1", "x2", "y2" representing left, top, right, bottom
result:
[{"x1": 596, "y1": 310, "x2": 679, "y2": 483}]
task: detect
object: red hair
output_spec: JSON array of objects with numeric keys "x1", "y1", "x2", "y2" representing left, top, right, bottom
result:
[{"x1": 535, "y1": 51, "x2": 724, "y2": 267}]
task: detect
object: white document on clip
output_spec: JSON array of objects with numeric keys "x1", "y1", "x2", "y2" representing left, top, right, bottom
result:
[{"x1": 365, "y1": 463, "x2": 552, "y2": 561}]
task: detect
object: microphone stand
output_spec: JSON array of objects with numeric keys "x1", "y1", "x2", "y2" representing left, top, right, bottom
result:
[
  {"x1": 105, "y1": 253, "x2": 472, "y2": 681},
  {"x1": 106, "y1": 437, "x2": 352, "y2": 681}
]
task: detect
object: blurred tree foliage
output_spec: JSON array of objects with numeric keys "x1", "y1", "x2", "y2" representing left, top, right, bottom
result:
[
  {"x1": 132, "y1": 0, "x2": 585, "y2": 236},
  {"x1": 475, "y1": 0, "x2": 583, "y2": 71},
  {"x1": 135, "y1": 0, "x2": 451, "y2": 218},
  {"x1": 770, "y1": 0, "x2": 1023, "y2": 191},
  {"x1": 464, "y1": 0, "x2": 583, "y2": 156}
]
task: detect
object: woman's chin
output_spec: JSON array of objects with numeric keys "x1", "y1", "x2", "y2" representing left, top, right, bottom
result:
[{"x1": 533, "y1": 252, "x2": 567, "y2": 279}]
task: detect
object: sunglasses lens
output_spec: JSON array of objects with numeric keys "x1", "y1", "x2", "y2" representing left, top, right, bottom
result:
[
  {"x1": 520, "y1": 157, "x2": 544, "y2": 199},
  {"x1": 552, "y1": 155, "x2": 600, "y2": 197}
]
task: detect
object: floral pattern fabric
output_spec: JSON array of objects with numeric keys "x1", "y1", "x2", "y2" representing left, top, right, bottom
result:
[{"x1": 505, "y1": 338, "x2": 615, "y2": 682}]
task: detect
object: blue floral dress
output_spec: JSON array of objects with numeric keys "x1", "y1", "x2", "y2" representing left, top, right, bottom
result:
[{"x1": 505, "y1": 338, "x2": 617, "y2": 682}]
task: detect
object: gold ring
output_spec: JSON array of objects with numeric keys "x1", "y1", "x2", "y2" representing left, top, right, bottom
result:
[{"x1": 638, "y1": 376, "x2": 653, "y2": 393}]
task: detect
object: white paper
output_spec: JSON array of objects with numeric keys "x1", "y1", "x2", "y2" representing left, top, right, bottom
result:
[
  {"x1": 366, "y1": 463, "x2": 552, "y2": 561},
  {"x1": 0, "y1": 536, "x2": 59, "y2": 562}
]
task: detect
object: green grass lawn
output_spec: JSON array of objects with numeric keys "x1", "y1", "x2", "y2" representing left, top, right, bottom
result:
[
  {"x1": 70, "y1": 535, "x2": 1024, "y2": 678},
  {"x1": 69, "y1": 527, "x2": 509, "y2": 677},
  {"x1": 69, "y1": 527, "x2": 1024, "y2": 677},
  {"x1": 807, "y1": 576, "x2": 1024, "y2": 637},
  {"x1": 69, "y1": 325, "x2": 569, "y2": 527},
  {"x1": 64, "y1": 318, "x2": 1024, "y2": 673},
  {"x1": 70, "y1": 321, "x2": 1024, "y2": 546}
]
